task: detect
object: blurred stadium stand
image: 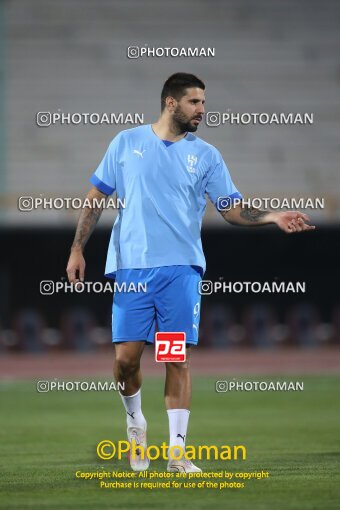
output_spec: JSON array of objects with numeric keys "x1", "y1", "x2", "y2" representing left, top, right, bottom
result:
[
  {"x1": 0, "y1": 226, "x2": 339, "y2": 352},
  {"x1": 1, "y1": 302, "x2": 340, "y2": 353},
  {"x1": 0, "y1": 0, "x2": 339, "y2": 352},
  {"x1": 1, "y1": 0, "x2": 340, "y2": 224}
]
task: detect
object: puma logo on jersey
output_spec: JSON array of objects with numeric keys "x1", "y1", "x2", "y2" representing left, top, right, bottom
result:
[{"x1": 133, "y1": 149, "x2": 146, "y2": 158}]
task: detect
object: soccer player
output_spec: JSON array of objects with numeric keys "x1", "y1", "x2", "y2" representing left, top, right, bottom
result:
[{"x1": 66, "y1": 73, "x2": 315, "y2": 473}]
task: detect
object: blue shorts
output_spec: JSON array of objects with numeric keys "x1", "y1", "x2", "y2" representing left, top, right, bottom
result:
[{"x1": 112, "y1": 265, "x2": 202, "y2": 345}]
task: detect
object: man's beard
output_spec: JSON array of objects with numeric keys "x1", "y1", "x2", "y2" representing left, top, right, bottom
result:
[{"x1": 172, "y1": 106, "x2": 201, "y2": 133}]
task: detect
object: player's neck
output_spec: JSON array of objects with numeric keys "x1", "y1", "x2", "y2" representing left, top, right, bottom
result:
[{"x1": 152, "y1": 119, "x2": 187, "y2": 142}]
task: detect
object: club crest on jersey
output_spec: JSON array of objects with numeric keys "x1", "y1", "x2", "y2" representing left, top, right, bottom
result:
[{"x1": 187, "y1": 154, "x2": 198, "y2": 173}]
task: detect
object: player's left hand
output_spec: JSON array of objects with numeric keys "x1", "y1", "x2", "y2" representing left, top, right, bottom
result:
[{"x1": 268, "y1": 211, "x2": 316, "y2": 234}]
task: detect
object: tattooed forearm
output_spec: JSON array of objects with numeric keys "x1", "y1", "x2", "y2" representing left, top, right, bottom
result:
[
  {"x1": 220, "y1": 204, "x2": 271, "y2": 226},
  {"x1": 239, "y1": 206, "x2": 269, "y2": 223},
  {"x1": 71, "y1": 204, "x2": 104, "y2": 251}
]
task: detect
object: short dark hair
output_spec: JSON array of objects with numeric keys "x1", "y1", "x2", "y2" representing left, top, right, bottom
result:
[{"x1": 161, "y1": 73, "x2": 205, "y2": 111}]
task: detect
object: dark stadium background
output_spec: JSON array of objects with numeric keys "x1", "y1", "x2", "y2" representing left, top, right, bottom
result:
[{"x1": 1, "y1": 225, "x2": 339, "y2": 350}]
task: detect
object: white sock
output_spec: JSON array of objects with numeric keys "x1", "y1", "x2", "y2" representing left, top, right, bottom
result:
[
  {"x1": 167, "y1": 409, "x2": 190, "y2": 459},
  {"x1": 120, "y1": 389, "x2": 146, "y2": 429}
]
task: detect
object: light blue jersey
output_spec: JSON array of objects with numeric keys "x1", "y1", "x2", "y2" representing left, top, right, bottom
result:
[{"x1": 90, "y1": 124, "x2": 242, "y2": 277}]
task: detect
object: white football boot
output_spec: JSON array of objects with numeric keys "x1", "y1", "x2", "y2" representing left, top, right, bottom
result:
[
  {"x1": 167, "y1": 457, "x2": 202, "y2": 473},
  {"x1": 127, "y1": 424, "x2": 150, "y2": 471}
]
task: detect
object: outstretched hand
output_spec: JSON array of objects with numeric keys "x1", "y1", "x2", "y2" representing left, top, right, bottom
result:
[{"x1": 269, "y1": 211, "x2": 316, "y2": 233}]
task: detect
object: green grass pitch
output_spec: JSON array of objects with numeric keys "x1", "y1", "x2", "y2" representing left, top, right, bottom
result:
[{"x1": 1, "y1": 375, "x2": 339, "y2": 509}]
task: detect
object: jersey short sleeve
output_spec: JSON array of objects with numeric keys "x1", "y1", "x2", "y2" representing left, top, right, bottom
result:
[
  {"x1": 205, "y1": 149, "x2": 243, "y2": 211},
  {"x1": 90, "y1": 133, "x2": 121, "y2": 195}
]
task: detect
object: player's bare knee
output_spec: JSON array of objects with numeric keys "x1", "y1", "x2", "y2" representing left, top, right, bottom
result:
[
  {"x1": 166, "y1": 359, "x2": 191, "y2": 371},
  {"x1": 115, "y1": 356, "x2": 140, "y2": 378},
  {"x1": 165, "y1": 347, "x2": 191, "y2": 371}
]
